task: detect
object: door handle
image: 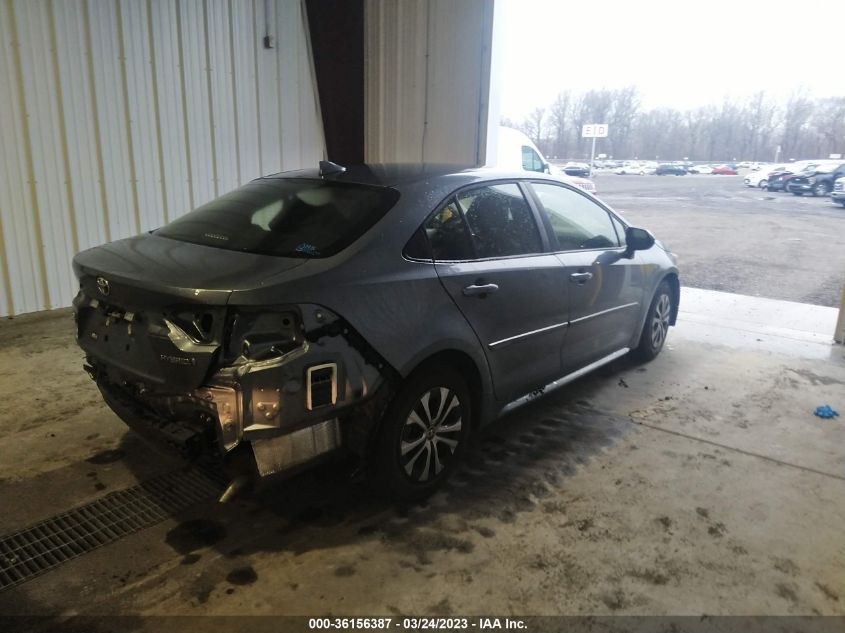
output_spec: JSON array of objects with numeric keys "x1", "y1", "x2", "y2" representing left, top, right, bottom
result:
[
  {"x1": 569, "y1": 272, "x2": 593, "y2": 284},
  {"x1": 462, "y1": 283, "x2": 499, "y2": 297}
]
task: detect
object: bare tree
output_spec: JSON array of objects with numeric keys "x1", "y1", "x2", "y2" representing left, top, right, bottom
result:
[
  {"x1": 781, "y1": 90, "x2": 813, "y2": 159},
  {"x1": 506, "y1": 88, "x2": 841, "y2": 162},
  {"x1": 548, "y1": 92, "x2": 571, "y2": 159},
  {"x1": 524, "y1": 107, "x2": 546, "y2": 150},
  {"x1": 810, "y1": 97, "x2": 845, "y2": 157},
  {"x1": 608, "y1": 86, "x2": 639, "y2": 158}
]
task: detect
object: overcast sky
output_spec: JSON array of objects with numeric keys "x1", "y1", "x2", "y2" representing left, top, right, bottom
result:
[{"x1": 498, "y1": 0, "x2": 845, "y2": 119}]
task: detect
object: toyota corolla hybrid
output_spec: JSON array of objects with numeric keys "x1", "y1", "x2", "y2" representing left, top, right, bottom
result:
[{"x1": 73, "y1": 163, "x2": 679, "y2": 499}]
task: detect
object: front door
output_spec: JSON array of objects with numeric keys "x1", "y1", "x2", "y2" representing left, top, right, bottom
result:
[
  {"x1": 527, "y1": 182, "x2": 645, "y2": 373},
  {"x1": 429, "y1": 183, "x2": 569, "y2": 403}
]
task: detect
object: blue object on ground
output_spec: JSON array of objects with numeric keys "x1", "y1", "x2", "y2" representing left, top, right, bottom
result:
[{"x1": 814, "y1": 405, "x2": 839, "y2": 419}]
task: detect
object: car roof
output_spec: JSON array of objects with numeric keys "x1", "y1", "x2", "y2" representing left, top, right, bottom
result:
[{"x1": 260, "y1": 163, "x2": 562, "y2": 188}]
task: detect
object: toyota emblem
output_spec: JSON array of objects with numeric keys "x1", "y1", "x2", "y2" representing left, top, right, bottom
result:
[{"x1": 96, "y1": 277, "x2": 110, "y2": 296}]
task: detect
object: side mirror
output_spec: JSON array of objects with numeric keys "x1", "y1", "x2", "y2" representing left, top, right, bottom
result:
[
  {"x1": 543, "y1": 163, "x2": 551, "y2": 174},
  {"x1": 625, "y1": 226, "x2": 655, "y2": 252}
]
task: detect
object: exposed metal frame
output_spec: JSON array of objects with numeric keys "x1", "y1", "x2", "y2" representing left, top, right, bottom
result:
[{"x1": 305, "y1": 362, "x2": 338, "y2": 410}]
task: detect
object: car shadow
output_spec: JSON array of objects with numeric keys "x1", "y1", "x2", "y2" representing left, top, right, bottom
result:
[
  {"x1": 155, "y1": 354, "x2": 641, "y2": 565},
  {"x1": 0, "y1": 354, "x2": 641, "y2": 621}
]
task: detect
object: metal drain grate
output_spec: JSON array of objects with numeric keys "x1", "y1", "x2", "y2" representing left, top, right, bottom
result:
[{"x1": 0, "y1": 465, "x2": 226, "y2": 591}]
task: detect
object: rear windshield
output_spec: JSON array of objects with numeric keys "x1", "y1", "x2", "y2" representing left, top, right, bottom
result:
[{"x1": 155, "y1": 178, "x2": 400, "y2": 258}]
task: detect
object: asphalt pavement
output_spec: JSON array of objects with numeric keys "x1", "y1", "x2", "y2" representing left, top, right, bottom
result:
[{"x1": 594, "y1": 172, "x2": 845, "y2": 307}]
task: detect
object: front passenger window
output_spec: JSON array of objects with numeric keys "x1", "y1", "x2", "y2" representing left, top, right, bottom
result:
[{"x1": 531, "y1": 183, "x2": 620, "y2": 251}]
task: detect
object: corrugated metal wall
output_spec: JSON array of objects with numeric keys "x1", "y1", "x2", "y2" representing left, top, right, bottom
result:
[
  {"x1": 363, "y1": 0, "x2": 494, "y2": 166},
  {"x1": 0, "y1": 0, "x2": 325, "y2": 317}
]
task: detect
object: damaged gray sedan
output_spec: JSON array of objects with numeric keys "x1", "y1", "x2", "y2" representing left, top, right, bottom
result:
[{"x1": 73, "y1": 163, "x2": 679, "y2": 499}]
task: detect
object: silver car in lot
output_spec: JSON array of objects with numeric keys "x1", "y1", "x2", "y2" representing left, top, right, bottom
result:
[{"x1": 73, "y1": 163, "x2": 680, "y2": 499}]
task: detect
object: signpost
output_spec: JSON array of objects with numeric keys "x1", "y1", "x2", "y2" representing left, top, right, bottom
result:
[{"x1": 582, "y1": 124, "x2": 608, "y2": 177}]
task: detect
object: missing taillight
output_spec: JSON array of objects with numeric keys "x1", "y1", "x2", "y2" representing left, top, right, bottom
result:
[
  {"x1": 190, "y1": 312, "x2": 215, "y2": 341},
  {"x1": 306, "y1": 363, "x2": 337, "y2": 410}
]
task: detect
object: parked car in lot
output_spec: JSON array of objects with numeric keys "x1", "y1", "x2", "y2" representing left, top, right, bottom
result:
[
  {"x1": 766, "y1": 161, "x2": 821, "y2": 192},
  {"x1": 616, "y1": 163, "x2": 654, "y2": 175},
  {"x1": 766, "y1": 171, "x2": 792, "y2": 192},
  {"x1": 559, "y1": 171, "x2": 598, "y2": 194},
  {"x1": 787, "y1": 162, "x2": 845, "y2": 196},
  {"x1": 655, "y1": 164, "x2": 687, "y2": 176},
  {"x1": 744, "y1": 165, "x2": 786, "y2": 188},
  {"x1": 688, "y1": 165, "x2": 713, "y2": 174},
  {"x1": 711, "y1": 165, "x2": 738, "y2": 175},
  {"x1": 832, "y1": 177, "x2": 845, "y2": 207},
  {"x1": 562, "y1": 162, "x2": 591, "y2": 177},
  {"x1": 72, "y1": 163, "x2": 680, "y2": 499}
]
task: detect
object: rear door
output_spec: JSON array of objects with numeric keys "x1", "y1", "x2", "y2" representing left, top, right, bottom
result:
[
  {"x1": 527, "y1": 181, "x2": 645, "y2": 373},
  {"x1": 429, "y1": 182, "x2": 569, "y2": 403}
]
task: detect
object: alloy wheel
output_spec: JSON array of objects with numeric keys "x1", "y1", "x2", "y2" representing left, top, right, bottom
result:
[
  {"x1": 651, "y1": 293, "x2": 671, "y2": 349},
  {"x1": 399, "y1": 387, "x2": 463, "y2": 483},
  {"x1": 813, "y1": 183, "x2": 827, "y2": 197}
]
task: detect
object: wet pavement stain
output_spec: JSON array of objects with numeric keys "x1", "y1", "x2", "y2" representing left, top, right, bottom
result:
[
  {"x1": 334, "y1": 564, "x2": 357, "y2": 577},
  {"x1": 165, "y1": 519, "x2": 227, "y2": 554},
  {"x1": 226, "y1": 566, "x2": 258, "y2": 585},
  {"x1": 86, "y1": 449, "x2": 126, "y2": 464},
  {"x1": 708, "y1": 522, "x2": 727, "y2": 538}
]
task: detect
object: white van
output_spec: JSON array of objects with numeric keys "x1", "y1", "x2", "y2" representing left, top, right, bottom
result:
[{"x1": 491, "y1": 126, "x2": 598, "y2": 194}]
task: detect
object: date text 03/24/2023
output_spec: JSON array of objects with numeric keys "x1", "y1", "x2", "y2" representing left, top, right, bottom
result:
[{"x1": 307, "y1": 618, "x2": 528, "y2": 630}]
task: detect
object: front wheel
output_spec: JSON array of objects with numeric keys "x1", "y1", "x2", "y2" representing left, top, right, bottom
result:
[
  {"x1": 632, "y1": 281, "x2": 673, "y2": 362},
  {"x1": 372, "y1": 367, "x2": 471, "y2": 500},
  {"x1": 792, "y1": 191, "x2": 803, "y2": 196},
  {"x1": 813, "y1": 183, "x2": 829, "y2": 197},
  {"x1": 759, "y1": 180, "x2": 768, "y2": 189}
]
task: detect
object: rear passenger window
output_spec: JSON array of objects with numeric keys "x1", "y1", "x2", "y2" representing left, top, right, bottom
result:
[
  {"x1": 424, "y1": 199, "x2": 475, "y2": 261},
  {"x1": 457, "y1": 184, "x2": 542, "y2": 258},
  {"x1": 531, "y1": 183, "x2": 620, "y2": 251}
]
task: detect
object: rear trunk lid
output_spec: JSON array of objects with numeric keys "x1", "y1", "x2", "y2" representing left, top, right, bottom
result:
[{"x1": 73, "y1": 234, "x2": 308, "y2": 390}]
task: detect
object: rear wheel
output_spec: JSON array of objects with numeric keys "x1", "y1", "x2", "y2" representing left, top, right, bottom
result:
[
  {"x1": 372, "y1": 367, "x2": 471, "y2": 500},
  {"x1": 632, "y1": 281, "x2": 673, "y2": 362},
  {"x1": 813, "y1": 183, "x2": 829, "y2": 197},
  {"x1": 759, "y1": 179, "x2": 768, "y2": 189}
]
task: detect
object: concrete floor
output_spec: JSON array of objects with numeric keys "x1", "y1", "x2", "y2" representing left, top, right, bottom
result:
[{"x1": 0, "y1": 290, "x2": 844, "y2": 618}]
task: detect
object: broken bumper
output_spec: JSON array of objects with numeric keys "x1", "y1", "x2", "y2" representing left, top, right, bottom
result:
[{"x1": 78, "y1": 296, "x2": 389, "y2": 477}]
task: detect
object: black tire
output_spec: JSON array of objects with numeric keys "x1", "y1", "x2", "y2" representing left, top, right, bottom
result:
[
  {"x1": 632, "y1": 280, "x2": 673, "y2": 362},
  {"x1": 839, "y1": 201, "x2": 845, "y2": 208},
  {"x1": 759, "y1": 180, "x2": 768, "y2": 189},
  {"x1": 792, "y1": 191, "x2": 803, "y2": 196},
  {"x1": 372, "y1": 366, "x2": 471, "y2": 500},
  {"x1": 813, "y1": 183, "x2": 829, "y2": 197}
]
